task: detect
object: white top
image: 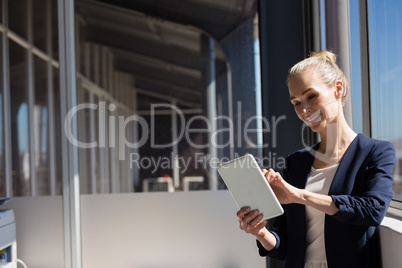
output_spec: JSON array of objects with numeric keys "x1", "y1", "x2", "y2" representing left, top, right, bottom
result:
[{"x1": 304, "y1": 164, "x2": 339, "y2": 268}]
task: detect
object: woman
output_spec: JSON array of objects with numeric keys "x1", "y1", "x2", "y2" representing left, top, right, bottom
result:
[{"x1": 237, "y1": 51, "x2": 395, "y2": 268}]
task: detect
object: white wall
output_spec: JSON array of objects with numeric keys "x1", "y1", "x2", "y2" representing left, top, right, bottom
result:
[
  {"x1": 3, "y1": 196, "x2": 65, "y2": 268},
  {"x1": 4, "y1": 194, "x2": 402, "y2": 268},
  {"x1": 3, "y1": 191, "x2": 265, "y2": 268},
  {"x1": 379, "y1": 217, "x2": 402, "y2": 268}
]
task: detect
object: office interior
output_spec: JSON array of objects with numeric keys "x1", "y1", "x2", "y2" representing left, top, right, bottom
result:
[{"x1": 0, "y1": 0, "x2": 401, "y2": 267}]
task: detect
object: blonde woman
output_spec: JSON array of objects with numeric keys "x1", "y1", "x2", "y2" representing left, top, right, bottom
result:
[{"x1": 237, "y1": 51, "x2": 395, "y2": 268}]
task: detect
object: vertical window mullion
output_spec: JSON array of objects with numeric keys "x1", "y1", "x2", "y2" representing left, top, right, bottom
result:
[
  {"x1": 109, "y1": 103, "x2": 117, "y2": 193},
  {"x1": 358, "y1": 0, "x2": 372, "y2": 136},
  {"x1": 101, "y1": 49, "x2": 110, "y2": 193},
  {"x1": 104, "y1": 101, "x2": 110, "y2": 193},
  {"x1": 98, "y1": 99, "x2": 106, "y2": 193},
  {"x1": 46, "y1": 0, "x2": 57, "y2": 196},
  {"x1": 108, "y1": 51, "x2": 114, "y2": 98},
  {"x1": 2, "y1": 0, "x2": 12, "y2": 197},
  {"x1": 132, "y1": 86, "x2": 138, "y2": 192},
  {"x1": 127, "y1": 120, "x2": 133, "y2": 192},
  {"x1": 89, "y1": 92, "x2": 97, "y2": 194},
  {"x1": 27, "y1": 0, "x2": 36, "y2": 196},
  {"x1": 58, "y1": 0, "x2": 82, "y2": 266}
]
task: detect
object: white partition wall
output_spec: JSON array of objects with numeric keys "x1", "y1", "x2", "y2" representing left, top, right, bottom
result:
[
  {"x1": 4, "y1": 191, "x2": 265, "y2": 268},
  {"x1": 80, "y1": 191, "x2": 265, "y2": 268}
]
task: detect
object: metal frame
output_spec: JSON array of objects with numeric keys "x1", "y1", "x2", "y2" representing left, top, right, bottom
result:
[
  {"x1": 88, "y1": 92, "x2": 96, "y2": 194},
  {"x1": 183, "y1": 176, "x2": 204, "y2": 191},
  {"x1": 205, "y1": 36, "x2": 218, "y2": 191},
  {"x1": 1, "y1": 0, "x2": 12, "y2": 198},
  {"x1": 142, "y1": 177, "x2": 175, "y2": 192},
  {"x1": 171, "y1": 99, "x2": 179, "y2": 189},
  {"x1": 27, "y1": 0, "x2": 37, "y2": 196},
  {"x1": 58, "y1": 0, "x2": 82, "y2": 267},
  {"x1": 5, "y1": 30, "x2": 58, "y2": 68},
  {"x1": 358, "y1": 0, "x2": 372, "y2": 137},
  {"x1": 46, "y1": 0, "x2": 57, "y2": 196},
  {"x1": 109, "y1": 103, "x2": 118, "y2": 193}
]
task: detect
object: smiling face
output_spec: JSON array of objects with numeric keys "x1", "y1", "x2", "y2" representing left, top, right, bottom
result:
[{"x1": 288, "y1": 69, "x2": 343, "y2": 133}]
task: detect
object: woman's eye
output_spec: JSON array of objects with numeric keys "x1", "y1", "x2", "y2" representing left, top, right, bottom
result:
[
  {"x1": 293, "y1": 102, "x2": 300, "y2": 107},
  {"x1": 308, "y1": 94, "x2": 317, "y2": 100}
]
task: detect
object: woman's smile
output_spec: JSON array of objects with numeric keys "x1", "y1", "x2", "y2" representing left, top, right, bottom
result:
[{"x1": 305, "y1": 110, "x2": 321, "y2": 125}]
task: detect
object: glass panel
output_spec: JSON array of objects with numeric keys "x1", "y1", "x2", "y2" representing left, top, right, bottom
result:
[
  {"x1": 117, "y1": 107, "x2": 125, "y2": 192},
  {"x1": 75, "y1": 0, "x2": 260, "y2": 194},
  {"x1": 51, "y1": 0, "x2": 58, "y2": 59},
  {"x1": 78, "y1": 86, "x2": 92, "y2": 194},
  {"x1": 140, "y1": 113, "x2": 173, "y2": 191},
  {"x1": 108, "y1": 102, "x2": 118, "y2": 192},
  {"x1": 368, "y1": 0, "x2": 402, "y2": 200},
  {"x1": 96, "y1": 98, "x2": 110, "y2": 193},
  {"x1": 320, "y1": 0, "x2": 326, "y2": 49},
  {"x1": 34, "y1": 56, "x2": 50, "y2": 195},
  {"x1": 103, "y1": 100, "x2": 111, "y2": 192},
  {"x1": 177, "y1": 113, "x2": 209, "y2": 190},
  {"x1": 0, "y1": 0, "x2": 3, "y2": 26},
  {"x1": 92, "y1": 94, "x2": 102, "y2": 193},
  {"x1": 0, "y1": 33, "x2": 4, "y2": 197},
  {"x1": 349, "y1": 0, "x2": 363, "y2": 134},
  {"x1": 33, "y1": 0, "x2": 48, "y2": 52},
  {"x1": 9, "y1": 40, "x2": 30, "y2": 196},
  {"x1": 120, "y1": 108, "x2": 134, "y2": 192},
  {"x1": 53, "y1": 66, "x2": 62, "y2": 195},
  {"x1": 8, "y1": 0, "x2": 28, "y2": 39}
]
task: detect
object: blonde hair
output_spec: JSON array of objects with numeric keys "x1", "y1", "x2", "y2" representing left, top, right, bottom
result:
[{"x1": 287, "y1": 51, "x2": 349, "y2": 106}]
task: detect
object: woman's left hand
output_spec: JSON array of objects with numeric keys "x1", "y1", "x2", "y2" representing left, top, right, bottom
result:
[{"x1": 262, "y1": 169, "x2": 301, "y2": 204}]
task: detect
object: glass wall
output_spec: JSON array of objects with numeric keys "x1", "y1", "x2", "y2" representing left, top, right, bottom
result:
[
  {"x1": 9, "y1": 40, "x2": 30, "y2": 196},
  {"x1": 349, "y1": 0, "x2": 363, "y2": 134},
  {"x1": 0, "y1": 0, "x2": 259, "y2": 197},
  {"x1": 74, "y1": 0, "x2": 261, "y2": 194},
  {"x1": 0, "y1": 33, "x2": 4, "y2": 197},
  {"x1": 367, "y1": 0, "x2": 402, "y2": 201},
  {"x1": 1, "y1": 0, "x2": 399, "y2": 203},
  {"x1": 320, "y1": 0, "x2": 400, "y2": 203},
  {"x1": 0, "y1": 0, "x2": 61, "y2": 197}
]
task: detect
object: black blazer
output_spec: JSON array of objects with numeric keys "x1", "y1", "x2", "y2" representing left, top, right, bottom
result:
[{"x1": 257, "y1": 133, "x2": 395, "y2": 268}]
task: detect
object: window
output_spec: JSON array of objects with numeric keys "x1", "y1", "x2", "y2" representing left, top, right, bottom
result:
[
  {"x1": 74, "y1": 0, "x2": 261, "y2": 194},
  {"x1": 0, "y1": 0, "x2": 61, "y2": 197},
  {"x1": 349, "y1": 0, "x2": 363, "y2": 134},
  {"x1": 367, "y1": 0, "x2": 402, "y2": 201},
  {"x1": 0, "y1": 0, "x2": 261, "y2": 197}
]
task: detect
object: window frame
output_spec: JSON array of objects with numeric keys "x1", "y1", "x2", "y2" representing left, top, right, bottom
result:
[{"x1": 358, "y1": 0, "x2": 402, "y2": 214}]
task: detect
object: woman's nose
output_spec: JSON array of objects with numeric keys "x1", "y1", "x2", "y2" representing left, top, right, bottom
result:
[{"x1": 301, "y1": 103, "x2": 310, "y2": 114}]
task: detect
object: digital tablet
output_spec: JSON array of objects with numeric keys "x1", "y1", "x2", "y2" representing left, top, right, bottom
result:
[{"x1": 217, "y1": 154, "x2": 284, "y2": 221}]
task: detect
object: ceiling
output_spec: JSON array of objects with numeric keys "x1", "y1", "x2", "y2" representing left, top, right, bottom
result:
[{"x1": 76, "y1": 0, "x2": 258, "y2": 110}]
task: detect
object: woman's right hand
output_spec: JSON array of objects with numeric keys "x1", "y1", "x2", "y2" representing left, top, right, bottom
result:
[
  {"x1": 236, "y1": 206, "x2": 278, "y2": 251},
  {"x1": 236, "y1": 206, "x2": 268, "y2": 238}
]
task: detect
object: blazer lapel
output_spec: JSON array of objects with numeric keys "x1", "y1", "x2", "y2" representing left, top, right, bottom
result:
[
  {"x1": 294, "y1": 143, "x2": 319, "y2": 189},
  {"x1": 328, "y1": 134, "x2": 360, "y2": 195}
]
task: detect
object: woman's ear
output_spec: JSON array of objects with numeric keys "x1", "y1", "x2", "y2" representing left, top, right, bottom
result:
[{"x1": 334, "y1": 80, "x2": 344, "y2": 100}]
